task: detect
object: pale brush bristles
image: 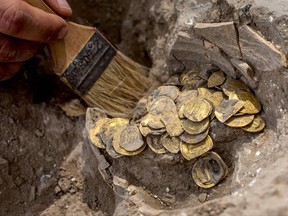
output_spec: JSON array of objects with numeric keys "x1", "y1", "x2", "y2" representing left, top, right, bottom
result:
[{"x1": 83, "y1": 52, "x2": 155, "y2": 117}]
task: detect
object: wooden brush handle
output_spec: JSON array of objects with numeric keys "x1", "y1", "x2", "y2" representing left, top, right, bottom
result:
[{"x1": 24, "y1": 0, "x2": 96, "y2": 76}]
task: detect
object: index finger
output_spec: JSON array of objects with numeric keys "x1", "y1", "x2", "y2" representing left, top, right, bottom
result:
[{"x1": 0, "y1": 0, "x2": 68, "y2": 42}]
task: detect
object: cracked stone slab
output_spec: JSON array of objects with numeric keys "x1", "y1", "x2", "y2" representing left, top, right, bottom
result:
[
  {"x1": 168, "y1": 31, "x2": 210, "y2": 72},
  {"x1": 194, "y1": 22, "x2": 242, "y2": 59},
  {"x1": 204, "y1": 41, "x2": 237, "y2": 78},
  {"x1": 238, "y1": 25, "x2": 287, "y2": 72},
  {"x1": 230, "y1": 58, "x2": 258, "y2": 89}
]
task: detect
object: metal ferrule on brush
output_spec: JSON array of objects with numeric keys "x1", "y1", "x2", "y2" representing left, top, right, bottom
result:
[{"x1": 63, "y1": 31, "x2": 117, "y2": 95}]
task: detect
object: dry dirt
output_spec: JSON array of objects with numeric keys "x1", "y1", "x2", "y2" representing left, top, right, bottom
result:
[{"x1": 1, "y1": 0, "x2": 288, "y2": 216}]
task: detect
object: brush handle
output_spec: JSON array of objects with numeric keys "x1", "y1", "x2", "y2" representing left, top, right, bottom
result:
[{"x1": 24, "y1": 0, "x2": 96, "y2": 76}]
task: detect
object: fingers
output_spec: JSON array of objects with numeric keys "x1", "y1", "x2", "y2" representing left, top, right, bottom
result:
[
  {"x1": 43, "y1": 0, "x2": 72, "y2": 17},
  {"x1": 0, "y1": 0, "x2": 68, "y2": 42},
  {"x1": 0, "y1": 62, "x2": 23, "y2": 81},
  {"x1": 0, "y1": 33, "x2": 43, "y2": 62}
]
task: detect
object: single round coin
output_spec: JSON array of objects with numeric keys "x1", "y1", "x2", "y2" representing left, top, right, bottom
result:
[
  {"x1": 180, "y1": 135, "x2": 213, "y2": 160},
  {"x1": 119, "y1": 126, "x2": 144, "y2": 152},
  {"x1": 161, "y1": 133, "x2": 181, "y2": 154},
  {"x1": 225, "y1": 114, "x2": 254, "y2": 128},
  {"x1": 182, "y1": 118, "x2": 210, "y2": 135},
  {"x1": 141, "y1": 114, "x2": 165, "y2": 129},
  {"x1": 146, "y1": 134, "x2": 167, "y2": 154},
  {"x1": 149, "y1": 96, "x2": 177, "y2": 115},
  {"x1": 179, "y1": 128, "x2": 209, "y2": 144},
  {"x1": 113, "y1": 126, "x2": 146, "y2": 156},
  {"x1": 192, "y1": 151, "x2": 228, "y2": 188},
  {"x1": 242, "y1": 114, "x2": 266, "y2": 132},
  {"x1": 207, "y1": 71, "x2": 226, "y2": 88},
  {"x1": 183, "y1": 98, "x2": 212, "y2": 122}
]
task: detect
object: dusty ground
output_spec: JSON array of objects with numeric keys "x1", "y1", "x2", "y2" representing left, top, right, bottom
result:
[{"x1": 1, "y1": 0, "x2": 288, "y2": 215}]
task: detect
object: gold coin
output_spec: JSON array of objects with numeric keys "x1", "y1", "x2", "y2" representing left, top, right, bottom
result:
[
  {"x1": 192, "y1": 151, "x2": 228, "y2": 188},
  {"x1": 161, "y1": 133, "x2": 181, "y2": 154},
  {"x1": 242, "y1": 114, "x2": 266, "y2": 132},
  {"x1": 182, "y1": 118, "x2": 210, "y2": 135},
  {"x1": 179, "y1": 128, "x2": 209, "y2": 144},
  {"x1": 215, "y1": 99, "x2": 245, "y2": 123},
  {"x1": 221, "y1": 77, "x2": 250, "y2": 97},
  {"x1": 176, "y1": 90, "x2": 198, "y2": 105},
  {"x1": 160, "y1": 110, "x2": 184, "y2": 137},
  {"x1": 176, "y1": 90, "x2": 198, "y2": 119},
  {"x1": 119, "y1": 126, "x2": 144, "y2": 152},
  {"x1": 146, "y1": 134, "x2": 167, "y2": 154},
  {"x1": 180, "y1": 69, "x2": 204, "y2": 90},
  {"x1": 100, "y1": 118, "x2": 129, "y2": 158},
  {"x1": 180, "y1": 135, "x2": 213, "y2": 160},
  {"x1": 89, "y1": 118, "x2": 110, "y2": 149},
  {"x1": 157, "y1": 86, "x2": 180, "y2": 100},
  {"x1": 139, "y1": 124, "x2": 166, "y2": 137},
  {"x1": 207, "y1": 71, "x2": 226, "y2": 88},
  {"x1": 139, "y1": 124, "x2": 151, "y2": 137},
  {"x1": 149, "y1": 96, "x2": 177, "y2": 115},
  {"x1": 225, "y1": 114, "x2": 254, "y2": 128},
  {"x1": 211, "y1": 91, "x2": 225, "y2": 109},
  {"x1": 141, "y1": 114, "x2": 165, "y2": 129},
  {"x1": 229, "y1": 89, "x2": 261, "y2": 114},
  {"x1": 147, "y1": 86, "x2": 179, "y2": 110},
  {"x1": 183, "y1": 98, "x2": 212, "y2": 122},
  {"x1": 112, "y1": 126, "x2": 146, "y2": 156}
]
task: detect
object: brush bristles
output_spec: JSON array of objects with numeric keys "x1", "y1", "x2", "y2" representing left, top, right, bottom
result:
[{"x1": 83, "y1": 52, "x2": 155, "y2": 117}]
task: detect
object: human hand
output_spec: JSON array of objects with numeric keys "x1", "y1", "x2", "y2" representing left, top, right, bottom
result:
[{"x1": 0, "y1": 0, "x2": 72, "y2": 81}]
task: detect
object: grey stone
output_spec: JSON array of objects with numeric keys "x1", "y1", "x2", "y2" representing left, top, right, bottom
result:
[
  {"x1": 230, "y1": 58, "x2": 258, "y2": 89},
  {"x1": 168, "y1": 31, "x2": 209, "y2": 72},
  {"x1": 238, "y1": 25, "x2": 287, "y2": 72},
  {"x1": 113, "y1": 176, "x2": 129, "y2": 189},
  {"x1": 203, "y1": 41, "x2": 237, "y2": 78},
  {"x1": 194, "y1": 22, "x2": 242, "y2": 58}
]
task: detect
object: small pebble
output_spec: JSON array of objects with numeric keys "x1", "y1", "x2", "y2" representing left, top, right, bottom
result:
[{"x1": 198, "y1": 193, "x2": 207, "y2": 203}]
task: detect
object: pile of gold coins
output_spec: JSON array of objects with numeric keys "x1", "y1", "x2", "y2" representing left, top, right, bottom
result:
[{"x1": 89, "y1": 70, "x2": 265, "y2": 188}]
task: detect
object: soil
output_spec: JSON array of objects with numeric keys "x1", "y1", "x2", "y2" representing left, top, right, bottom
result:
[{"x1": 1, "y1": 0, "x2": 288, "y2": 216}]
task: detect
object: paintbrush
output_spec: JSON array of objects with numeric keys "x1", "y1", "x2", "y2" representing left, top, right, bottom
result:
[{"x1": 24, "y1": 0, "x2": 156, "y2": 117}]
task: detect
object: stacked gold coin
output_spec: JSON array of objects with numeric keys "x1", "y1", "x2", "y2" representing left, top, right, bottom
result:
[{"x1": 88, "y1": 69, "x2": 266, "y2": 188}]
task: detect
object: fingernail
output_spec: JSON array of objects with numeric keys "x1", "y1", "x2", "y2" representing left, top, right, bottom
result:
[
  {"x1": 57, "y1": 0, "x2": 72, "y2": 10},
  {"x1": 57, "y1": 26, "x2": 68, "y2": 39}
]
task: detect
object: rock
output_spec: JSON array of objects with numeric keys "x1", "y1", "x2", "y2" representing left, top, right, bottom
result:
[
  {"x1": 203, "y1": 41, "x2": 237, "y2": 78},
  {"x1": 168, "y1": 31, "x2": 209, "y2": 72},
  {"x1": 58, "y1": 178, "x2": 71, "y2": 193},
  {"x1": 238, "y1": 25, "x2": 287, "y2": 72},
  {"x1": 198, "y1": 193, "x2": 207, "y2": 203},
  {"x1": 230, "y1": 58, "x2": 258, "y2": 89},
  {"x1": 113, "y1": 176, "x2": 129, "y2": 189},
  {"x1": 194, "y1": 22, "x2": 242, "y2": 58},
  {"x1": 58, "y1": 99, "x2": 86, "y2": 117}
]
